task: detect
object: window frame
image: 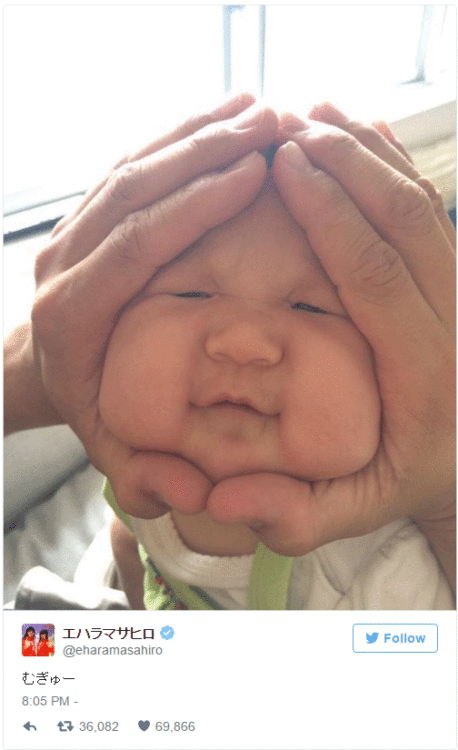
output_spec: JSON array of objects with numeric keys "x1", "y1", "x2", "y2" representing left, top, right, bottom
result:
[{"x1": 4, "y1": 4, "x2": 455, "y2": 240}]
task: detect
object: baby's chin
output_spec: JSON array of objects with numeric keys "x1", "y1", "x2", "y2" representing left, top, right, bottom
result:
[
  {"x1": 182, "y1": 440, "x2": 379, "y2": 484},
  {"x1": 177, "y1": 450, "x2": 320, "y2": 485}
]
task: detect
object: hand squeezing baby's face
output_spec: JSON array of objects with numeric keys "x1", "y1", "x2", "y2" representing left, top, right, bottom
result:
[{"x1": 99, "y1": 177, "x2": 381, "y2": 487}]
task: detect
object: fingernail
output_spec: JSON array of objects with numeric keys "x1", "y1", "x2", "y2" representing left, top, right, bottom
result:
[
  {"x1": 373, "y1": 120, "x2": 396, "y2": 140},
  {"x1": 309, "y1": 102, "x2": 347, "y2": 125},
  {"x1": 233, "y1": 103, "x2": 266, "y2": 130},
  {"x1": 282, "y1": 141, "x2": 314, "y2": 173},
  {"x1": 226, "y1": 150, "x2": 262, "y2": 172},
  {"x1": 209, "y1": 92, "x2": 255, "y2": 119},
  {"x1": 280, "y1": 113, "x2": 308, "y2": 133}
]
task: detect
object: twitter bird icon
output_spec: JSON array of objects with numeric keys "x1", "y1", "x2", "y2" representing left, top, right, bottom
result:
[{"x1": 366, "y1": 632, "x2": 379, "y2": 644}]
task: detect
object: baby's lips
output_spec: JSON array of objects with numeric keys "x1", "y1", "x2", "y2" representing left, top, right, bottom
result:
[{"x1": 196, "y1": 392, "x2": 278, "y2": 417}]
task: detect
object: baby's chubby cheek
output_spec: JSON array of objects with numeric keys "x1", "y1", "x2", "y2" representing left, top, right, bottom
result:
[
  {"x1": 98, "y1": 306, "x2": 191, "y2": 452},
  {"x1": 280, "y1": 323, "x2": 381, "y2": 480}
]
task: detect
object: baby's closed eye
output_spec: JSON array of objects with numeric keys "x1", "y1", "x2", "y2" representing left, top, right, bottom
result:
[
  {"x1": 174, "y1": 292, "x2": 329, "y2": 314},
  {"x1": 174, "y1": 292, "x2": 212, "y2": 299},
  {"x1": 291, "y1": 302, "x2": 328, "y2": 315}
]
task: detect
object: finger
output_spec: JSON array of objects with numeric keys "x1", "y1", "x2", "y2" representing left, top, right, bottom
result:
[
  {"x1": 371, "y1": 121, "x2": 456, "y2": 249},
  {"x1": 308, "y1": 103, "x2": 456, "y2": 246},
  {"x1": 371, "y1": 119, "x2": 415, "y2": 165},
  {"x1": 206, "y1": 468, "x2": 394, "y2": 557},
  {"x1": 309, "y1": 101, "x2": 417, "y2": 169},
  {"x1": 52, "y1": 93, "x2": 257, "y2": 236},
  {"x1": 279, "y1": 111, "x2": 416, "y2": 181},
  {"x1": 80, "y1": 420, "x2": 211, "y2": 522},
  {"x1": 108, "y1": 451, "x2": 212, "y2": 521},
  {"x1": 44, "y1": 104, "x2": 277, "y2": 272},
  {"x1": 32, "y1": 150, "x2": 267, "y2": 381},
  {"x1": 414, "y1": 176, "x2": 457, "y2": 249},
  {"x1": 131, "y1": 91, "x2": 258, "y2": 161},
  {"x1": 207, "y1": 386, "x2": 455, "y2": 556},
  {"x1": 273, "y1": 140, "x2": 455, "y2": 346},
  {"x1": 291, "y1": 106, "x2": 456, "y2": 246},
  {"x1": 273, "y1": 135, "x2": 455, "y2": 333},
  {"x1": 207, "y1": 473, "x2": 322, "y2": 554}
]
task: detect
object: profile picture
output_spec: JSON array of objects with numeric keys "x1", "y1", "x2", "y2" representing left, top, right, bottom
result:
[{"x1": 22, "y1": 624, "x2": 55, "y2": 656}]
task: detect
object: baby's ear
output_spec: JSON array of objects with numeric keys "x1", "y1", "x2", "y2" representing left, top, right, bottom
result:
[{"x1": 261, "y1": 143, "x2": 278, "y2": 169}]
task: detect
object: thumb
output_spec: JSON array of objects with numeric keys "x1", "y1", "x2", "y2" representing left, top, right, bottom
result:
[
  {"x1": 206, "y1": 473, "x2": 321, "y2": 555},
  {"x1": 206, "y1": 469, "x2": 388, "y2": 557},
  {"x1": 111, "y1": 452, "x2": 213, "y2": 521}
]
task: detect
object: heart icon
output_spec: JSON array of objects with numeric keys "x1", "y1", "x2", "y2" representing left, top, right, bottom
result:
[{"x1": 138, "y1": 720, "x2": 150, "y2": 731}]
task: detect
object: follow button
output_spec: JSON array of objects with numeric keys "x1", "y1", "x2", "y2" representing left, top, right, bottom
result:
[{"x1": 353, "y1": 623, "x2": 438, "y2": 653}]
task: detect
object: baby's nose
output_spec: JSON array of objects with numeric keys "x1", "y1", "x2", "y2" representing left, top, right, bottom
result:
[{"x1": 205, "y1": 320, "x2": 283, "y2": 366}]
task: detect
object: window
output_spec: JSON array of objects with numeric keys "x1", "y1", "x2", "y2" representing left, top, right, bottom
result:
[
  {"x1": 4, "y1": 4, "x2": 456, "y2": 232},
  {"x1": 227, "y1": 5, "x2": 456, "y2": 141},
  {"x1": 264, "y1": 7, "x2": 426, "y2": 114},
  {"x1": 4, "y1": 6, "x2": 224, "y2": 202}
]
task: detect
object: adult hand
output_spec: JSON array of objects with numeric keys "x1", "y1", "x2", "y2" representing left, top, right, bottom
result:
[
  {"x1": 6, "y1": 94, "x2": 278, "y2": 518},
  {"x1": 206, "y1": 104, "x2": 455, "y2": 589}
]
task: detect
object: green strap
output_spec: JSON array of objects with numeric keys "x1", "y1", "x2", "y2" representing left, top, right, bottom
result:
[
  {"x1": 104, "y1": 479, "x2": 294, "y2": 610},
  {"x1": 103, "y1": 479, "x2": 133, "y2": 532},
  {"x1": 248, "y1": 543, "x2": 294, "y2": 610}
]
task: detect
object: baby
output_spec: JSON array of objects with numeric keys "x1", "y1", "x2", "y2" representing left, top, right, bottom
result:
[{"x1": 98, "y1": 164, "x2": 453, "y2": 610}]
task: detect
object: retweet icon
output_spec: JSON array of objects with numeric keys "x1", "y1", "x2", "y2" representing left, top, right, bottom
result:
[{"x1": 365, "y1": 632, "x2": 379, "y2": 644}]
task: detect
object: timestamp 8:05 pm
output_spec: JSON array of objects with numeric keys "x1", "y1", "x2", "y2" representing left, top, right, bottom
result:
[{"x1": 22, "y1": 696, "x2": 69, "y2": 706}]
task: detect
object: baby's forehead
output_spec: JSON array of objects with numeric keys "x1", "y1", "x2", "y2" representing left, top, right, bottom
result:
[{"x1": 160, "y1": 179, "x2": 327, "y2": 289}]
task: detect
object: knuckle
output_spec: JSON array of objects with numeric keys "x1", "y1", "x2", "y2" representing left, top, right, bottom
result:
[
  {"x1": 31, "y1": 279, "x2": 67, "y2": 345},
  {"x1": 110, "y1": 212, "x2": 144, "y2": 265},
  {"x1": 314, "y1": 174, "x2": 350, "y2": 218},
  {"x1": 106, "y1": 161, "x2": 141, "y2": 204},
  {"x1": 352, "y1": 124, "x2": 389, "y2": 155},
  {"x1": 165, "y1": 178, "x2": 208, "y2": 236},
  {"x1": 111, "y1": 152, "x2": 131, "y2": 170},
  {"x1": 345, "y1": 119, "x2": 375, "y2": 144},
  {"x1": 183, "y1": 170, "x2": 233, "y2": 233},
  {"x1": 34, "y1": 240, "x2": 60, "y2": 284},
  {"x1": 347, "y1": 234, "x2": 409, "y2": 300},
  {"x1": 382, "y1": 177, "x2": 434, "y2": 234},
  {"x1": 184, "y1": 114, "x2": 240, "y2": 167},
  {"x1": 415, "y1": 176, "x2": 446, "y2": 212},
  {"x1": 184, "y1": 112, "x2": 214, "y2": 135},
  {"x1": 50, "y1": 216, "x2": 67, "y2": 238},
  {"x1": 310, "y1": 128, "x2": 360, "y2": 169},
  {"x1": 185, "y1": 129, "x2": 214, "y2": 168},
  {"x1": 392, "y1": 138, "x2": 414, "y2": 164}
]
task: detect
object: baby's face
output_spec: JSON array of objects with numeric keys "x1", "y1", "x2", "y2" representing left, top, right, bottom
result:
[{"x1": 99, "y1": 179, "x2": 381, "y2": 484}]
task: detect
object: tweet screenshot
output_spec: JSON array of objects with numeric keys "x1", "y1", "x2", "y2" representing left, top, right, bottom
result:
[
  {"x1": 2, "y1": 609, "x2": 456, "y2": 749},
  {"x1": 3, "y1": 4, "x2": 457, "y2": 749}
]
